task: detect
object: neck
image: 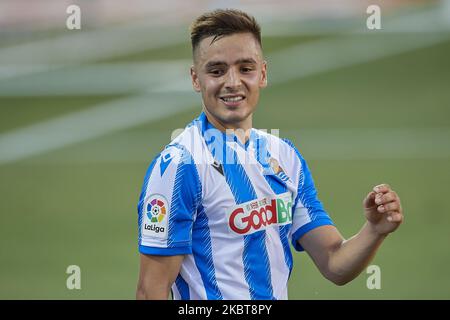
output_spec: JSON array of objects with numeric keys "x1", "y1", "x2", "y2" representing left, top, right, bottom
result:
[{"x1": 203, "y1": 108, "x2": 252, "y2": 144}]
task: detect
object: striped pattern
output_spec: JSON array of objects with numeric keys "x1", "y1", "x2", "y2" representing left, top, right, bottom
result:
[
  {"x1": 137, "y1": 113, "x2": 334, "y2": 299},
  {"x1": 192, "y1": 204, "x2": 223, "y2": 299},
  {"x1": 222, "y1": 145, "x2": 274, "y2": 300}
]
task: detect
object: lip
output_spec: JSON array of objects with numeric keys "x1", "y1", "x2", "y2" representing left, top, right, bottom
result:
[{"x1": 219, "y1": 94, "x2": 246, "y2": 107}]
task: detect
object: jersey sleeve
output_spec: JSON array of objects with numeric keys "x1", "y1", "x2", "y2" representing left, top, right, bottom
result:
[
  {"x1": 283, "y1": 139, "x2": 334, "y2": 252},
  {"x1": 137, "y1": 144, "x2": 201, "y2": 256}
]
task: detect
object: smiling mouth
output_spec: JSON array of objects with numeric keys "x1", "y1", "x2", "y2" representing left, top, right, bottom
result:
[{"x1": 219, "y1": 95, "x2": 246, "y2": 106}]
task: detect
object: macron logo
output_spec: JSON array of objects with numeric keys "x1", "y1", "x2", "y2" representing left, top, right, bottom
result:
[{"x1": 160, "y1": 152, "x2": 174, "y2": 177}]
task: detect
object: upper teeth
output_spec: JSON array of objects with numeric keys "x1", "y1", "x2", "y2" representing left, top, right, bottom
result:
[{"x1": 222, "y1": 96, "x2": 243, "y2": 102}]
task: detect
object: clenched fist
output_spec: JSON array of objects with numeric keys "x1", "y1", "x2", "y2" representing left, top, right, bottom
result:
[{"x1": 363, "y1": 184, "x2": 403, "y2": 236}]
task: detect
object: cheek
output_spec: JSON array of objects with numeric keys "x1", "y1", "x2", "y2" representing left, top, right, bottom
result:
[
  {"x1": 246, "y1": 78, "x2": 262, "y2": 97},
  {"x1": 246, "y1": 73, "x2": 263, "y2": 87},
  {"x1": 202, "y1": 79, "x2": 221, "y2": 95}
]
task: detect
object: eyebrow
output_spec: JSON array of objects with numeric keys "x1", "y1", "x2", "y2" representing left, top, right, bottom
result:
[{"x1": 205, "y1": 58, "x2": 257, "y2": 69}]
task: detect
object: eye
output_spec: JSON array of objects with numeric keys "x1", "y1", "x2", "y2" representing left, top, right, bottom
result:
[
  {"x1": 241, "y1": 66, "x2": 254, "y2": 73},
  {"x1": 209, "y1": 69, "x2": 224, "y2": 76}
]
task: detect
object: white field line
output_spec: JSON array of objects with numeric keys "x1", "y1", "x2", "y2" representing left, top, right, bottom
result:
[
  {"x1": 1, "y1": 3, "x2": 448, "y2": 93},
  {"x1": 0, "y1": 18, "x2": 187, "y2": 65},
  {"x1": 0, "y1": 93, "x2": 198, "y2": 165},
  {"x1": 268, "y1": 33, "x2": 449, "y2": 84},
  {"x1": 263, "y1": 4, "x2": 450, "y2": 37},
  {"x1": 21, "y1": 127, "x2": 450, "y2": 164},
  {"x1": 0, "y1": 18, "x2": 187, "y2": 81},
  {"x1": 284, "y1": 128, "x2": 450, "y2": 160},
  {"x1": 0, "y1": 32, "x2": 448, "y2": 165},
  {"x1": 153, "y1": 32, "x2": 450, "y2": 93},
  {"x1": 0, "y1": 9, "x2": 449, "y2": 164},
  {"x1": 0, "y1": 61, "x2": 191, "y2": 96},
  {"x1": 4, "y1": 32, "x2": 446, "y2": 96},
  {"x1": 1, "y1": 3, "x2": 447, "y2": 83}
]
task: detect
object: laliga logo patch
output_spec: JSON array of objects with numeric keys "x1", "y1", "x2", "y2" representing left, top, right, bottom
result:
[
  {"x1": 142, "y1": 194, "x2": 169, "y2": 239},
  {"x1": 227, "y1": 192, "x2": 293, "y2": 235},
  {"x1": 147, "y1": 198, "x2": 166, "y2": 222}
]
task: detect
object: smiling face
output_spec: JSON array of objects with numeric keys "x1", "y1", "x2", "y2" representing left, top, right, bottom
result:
[{"x1": 190, "y1": 32, "x2": 267, "y2": 131}]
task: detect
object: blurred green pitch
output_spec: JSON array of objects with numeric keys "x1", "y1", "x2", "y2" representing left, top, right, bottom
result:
[{"x1": 1, "y1": 22, "x2": 450, "y2": 299}]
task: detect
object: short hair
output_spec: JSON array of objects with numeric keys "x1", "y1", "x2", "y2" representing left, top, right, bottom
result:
[{"x1": 190, "y1": 9, "x2": 262, "y2": 57}]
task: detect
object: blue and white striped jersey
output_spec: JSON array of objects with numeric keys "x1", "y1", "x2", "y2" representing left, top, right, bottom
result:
[{"x1": 137, "y1": 112, "x2": 334, "y2": 300}]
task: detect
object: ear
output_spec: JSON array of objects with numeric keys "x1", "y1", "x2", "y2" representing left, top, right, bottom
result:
[
  {"x1": 190, "y1": 65, "x2": 201, "y2": 92},
  {"x1": 259, "y1": 60, "x2": 268, "y2": 88}
]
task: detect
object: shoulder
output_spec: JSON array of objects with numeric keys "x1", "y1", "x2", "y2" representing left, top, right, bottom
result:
[
  {"x1": 142, "y1": 122, "x2": 203, "y2": 182},
  {"x1": 140, "y1": 130, "x2": 202, "y2": 201},
  {"x1": 153, "y1": 119, "x2": 205, "y2": 165}
]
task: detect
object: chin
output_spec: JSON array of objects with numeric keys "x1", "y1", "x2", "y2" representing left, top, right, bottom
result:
[{"x1": 222, "y1": 111, "x2": 250, "y2": 124}]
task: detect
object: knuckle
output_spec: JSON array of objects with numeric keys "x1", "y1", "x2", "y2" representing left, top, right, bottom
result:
[
  {"x1": 386, "y1": 203, "x2": 397, "y2": 211},
  {"x1": 392, "y1": 192, "x2": 399, "y2": 202}
]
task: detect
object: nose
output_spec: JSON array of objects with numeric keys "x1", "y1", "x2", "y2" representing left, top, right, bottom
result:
[{"x1": 224, "y1": 67, "x2": 242, "y2": 89}]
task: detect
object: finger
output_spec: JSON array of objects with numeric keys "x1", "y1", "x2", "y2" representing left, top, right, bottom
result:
[
  {"x1": 375, "y1": 191, "x2": 397, "y2": 205},
  {"x1": 373, "y1": 184, "x2": 391, "y2": 194},
  {"x1": 387, "y1": 212, "x2": 403, "y2": 223},
  {"x1": 363, "y1": 191, "x2": 377, "y2": 208},
  {"x1": 377, "y1": 201, "x2": 400, "y2": 213}
]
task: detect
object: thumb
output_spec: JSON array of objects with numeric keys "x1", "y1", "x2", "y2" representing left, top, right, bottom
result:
[{"x1": 363, "y1": 191, "x2": 377, "y2": 209}]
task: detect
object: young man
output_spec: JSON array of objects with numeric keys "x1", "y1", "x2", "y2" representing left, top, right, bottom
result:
[{"x1": 136, "y1": 9, "x2": 403, "y2": 300}]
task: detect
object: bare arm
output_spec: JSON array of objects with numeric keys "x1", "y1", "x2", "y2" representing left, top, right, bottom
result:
[
  {"x1": 136, "y1": 254, "x2": 184, "y2": 300},
  {"x1": 299, "y1": 184, "x2": 403, "y2": 285},
  {"x1": 299, "y1": 224, "x2": 386, "y2": 285}
]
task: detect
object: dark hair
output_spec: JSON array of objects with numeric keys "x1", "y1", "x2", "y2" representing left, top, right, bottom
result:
[{"x1": 190, "y1": 9, "x2": 262, "y2": 55}]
